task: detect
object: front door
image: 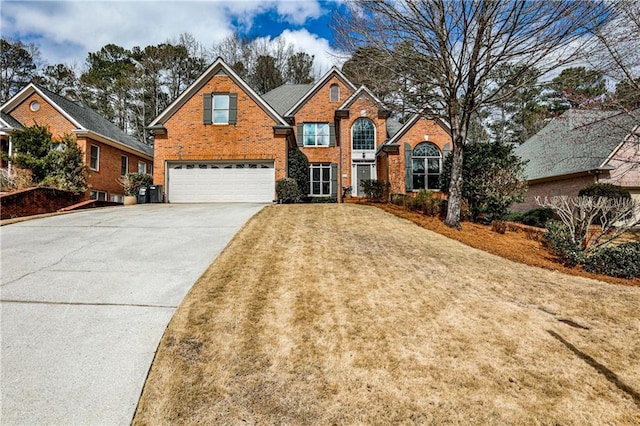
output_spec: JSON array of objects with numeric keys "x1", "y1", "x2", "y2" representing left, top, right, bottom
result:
[{"x1": 356, "y1": 164, "x2": 371, "y2": 196}]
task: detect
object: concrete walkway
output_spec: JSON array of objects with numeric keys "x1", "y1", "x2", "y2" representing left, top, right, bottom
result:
[{"x1": 0, "y1": 204, "x2": 265, "y2": 425}]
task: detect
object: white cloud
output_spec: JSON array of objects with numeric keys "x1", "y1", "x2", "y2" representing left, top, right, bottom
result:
[
  {"x1": 275, "y1": 28, "x2": 345, "y2": 75},
  {"x1": 1, "y1": 0, "x2": 332, "y2": 68}
]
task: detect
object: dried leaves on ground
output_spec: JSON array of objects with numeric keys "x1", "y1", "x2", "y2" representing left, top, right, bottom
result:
[{"x1": 134, "y1": 204, "x2": 640, "y2": 425}]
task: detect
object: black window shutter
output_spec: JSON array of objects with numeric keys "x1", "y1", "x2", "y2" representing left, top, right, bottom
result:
[
  {"x1": 228, "y1": 93, "x2": 238, "y2": 124},
  {"x1": 297, "y1": 124, "x2": 304, "y2": 147},
  {"x1": 404, "y1": 143, "x2": 413, "y2": 192},
  {"x1": 330, "y1": 163, "x2": 338, "y2": 197},
  {"x1": 203, "y1": 93, "x2": 212, "y2": 124},
  {"x1": 329, "y1": 123, "x2": 336, "y2": 147}
]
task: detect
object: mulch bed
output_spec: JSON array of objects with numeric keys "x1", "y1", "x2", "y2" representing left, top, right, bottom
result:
[{"x1": 367, "y1": 202, "x2": 639, "y2": 287}]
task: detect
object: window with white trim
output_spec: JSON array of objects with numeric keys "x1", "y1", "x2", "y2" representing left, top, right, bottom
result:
[
  {"x1": 213, "y1": 94, "x2": 230, "y2": 124},
  {"x1": 412, "y1": 142, "x2": 442, "y2": 190},
  {"x1": 121, "y1": 155, "x2": 128, "y2": 175},
  {"x1": 90, "y1": 145, "x2": 100, "y2": 171},
  {"x1": 310, "y1": 163, "x2": 331, "y2": 196},
  {"x1": 90, "y1": 190, "x2": 107, "y2": 201},
  {"x1": 304, "y1": 123, "x2": 330, "y2": 147},
  {"x1": 352, "y1": 118, "x2": 375, "y2": 150},
  {"x1": 138, "y1": 161, "x2": 147, "y2": 174},
  {"x1": 330, "y1": 84, "x2": 340, "y2": 102}
]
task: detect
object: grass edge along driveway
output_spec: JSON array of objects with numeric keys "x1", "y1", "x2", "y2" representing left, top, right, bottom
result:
[{"x1": 134, "y1": 204, "x2": 640, "y2": 425}]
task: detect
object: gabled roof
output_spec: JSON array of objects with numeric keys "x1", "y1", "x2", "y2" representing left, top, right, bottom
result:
[
  {"x1": 1, "y1": 83, "x2": 153, "y2": 157},
  {"x1": 383, "y1": 112, "x2": 451, "y2": 147},
  {"x1": 0, "y1": 112, "x2": 23, "y2": 130},
  {"x1": 262, "y1": 84, "x2": 314, "y2": 116},
  {"x1": 284, "y1": 66, "x2": 357, "y2": 116},
  {"x1": 515, "y1": 109, "x2": 640, "y2": 181},
  {"x1": 338, "y1": 85, "x2": 384, "y2": 110},
  {"x1": 149, "y1": 57, "x2": 290, "y2": 127}
]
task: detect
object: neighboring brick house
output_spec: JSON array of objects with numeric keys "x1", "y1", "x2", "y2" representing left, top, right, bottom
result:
[
  {"x1": 0, "y1": 83, "x2": 154, "y2": 202},
  {"x1": 514, "y1": 109, "x2": 640, "y2": 212},
  {"x1": 148, "y1": 57, "x2": 452, "y2": 203}
]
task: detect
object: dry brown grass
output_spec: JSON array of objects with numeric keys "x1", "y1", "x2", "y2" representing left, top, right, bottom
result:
[{"x1": 134, "y1": 204, "x2": 640, "y2": 425}]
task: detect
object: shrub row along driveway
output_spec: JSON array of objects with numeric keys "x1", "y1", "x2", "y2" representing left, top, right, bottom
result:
[
  {"x1": 0, "y1": 203, "x2": 265, "y2": 425},
  {"x1": 134, "y1": 204, "x2": 640, "y2": 425}
]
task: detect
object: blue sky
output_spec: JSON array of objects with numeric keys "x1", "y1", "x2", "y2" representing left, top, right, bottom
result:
[{"x1": 0, "y1": 0, "x2": 346, "y2": 73}]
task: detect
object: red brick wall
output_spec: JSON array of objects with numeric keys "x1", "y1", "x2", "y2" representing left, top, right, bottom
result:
[
  {"x1": 76, "y1": 136, "x2": 152, "y2": 200},
  {"x1": 153, "y1": 74, "x2": 288, "y2": 191},
  {"x1": 0, "y1": 187, "x2": 81, "y2": 219},
  {"x1": 8, "y1": 92, "x2": 152, "y2": 201},
  {"x1": 512, "y1": 174, "x2": 597, "y2": 212},
  {"x1": 387, "y1": 118, "x2": 451, "y2": 194},
  {"x1": 10, "y1": 93, "x2": 76, "y2": 139}
]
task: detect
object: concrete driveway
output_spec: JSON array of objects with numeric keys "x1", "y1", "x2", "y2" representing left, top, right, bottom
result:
[{"x1": 0, "y1": 203, "x2": 265, "y2": 425}]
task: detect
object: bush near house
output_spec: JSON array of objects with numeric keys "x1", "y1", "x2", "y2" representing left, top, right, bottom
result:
[
  {"x1": 361, "y1": 179, "x2": 389, "y2": 202},
  {"x1": 288, "y1": 148, "x2": 310, "y2": 197},
  {"x1": 276, "y1": 178, "x2": 300, "y2": 203},
  {"x1": 506, "y1": 208, "x2": 557, "y2": 228},
  {"x1": 121, "y1": 173, "x2": 153, "y2": 196},
  {"x1": 583, "y1": 242, "x2": 640, "y2": 279}
]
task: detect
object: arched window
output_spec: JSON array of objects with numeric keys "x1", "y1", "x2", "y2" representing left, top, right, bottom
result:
[
  {"x1": 412, "y1": 142, "x2": 442, "y2": 190},
  {"x1": 352, "y1": 118, "x2": 375, "y2": 150},
  {"x1": 330, "y1": 84, "x2": 340, "y2": 102}
]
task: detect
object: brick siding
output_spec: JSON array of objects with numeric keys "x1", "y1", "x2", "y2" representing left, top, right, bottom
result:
[{"x1": 0, "y1": 187, "x2": 82, "y2": 219}]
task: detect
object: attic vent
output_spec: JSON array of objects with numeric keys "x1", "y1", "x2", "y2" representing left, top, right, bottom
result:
[{"x1": 214, "y1": 69, "x2": 228, "y2": 77}]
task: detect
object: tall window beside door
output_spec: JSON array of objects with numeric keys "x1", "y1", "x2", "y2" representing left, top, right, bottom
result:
[
  {"x1": 310, "y1": 163, "x2": 331, "y2": 196},
  {"x1": 412, "y1": 142, "x2": 442, "y2": 190}
]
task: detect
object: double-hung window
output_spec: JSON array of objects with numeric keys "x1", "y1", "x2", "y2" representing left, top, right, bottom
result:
[
  {"x1": 310, "y1": 163, "x2": 331, "y2": 196},
  {"x1": 90, "y1": 145, "x2": 100, "y2": 171},
  {"x1": 121, "y1": 155, "x2": 128, "y2": 175},
  {"x1": 213, "y1": 94, "x2": 230, "y2": 124},
  {"x1": 304, "y1": 123, "x2": 330, "y2": 147},
  {"x1": 204, "y1": 93, "x2": 237, "y2": 125}
]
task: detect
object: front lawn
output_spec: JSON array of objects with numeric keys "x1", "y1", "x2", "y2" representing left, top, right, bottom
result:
[{"x1": 134, "y1": 204, "x2": 640, "y2": 425}]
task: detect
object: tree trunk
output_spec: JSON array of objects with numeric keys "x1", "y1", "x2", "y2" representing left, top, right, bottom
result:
[{"x1": 444, "y1": 135, "x2": 465, "y2": 229}]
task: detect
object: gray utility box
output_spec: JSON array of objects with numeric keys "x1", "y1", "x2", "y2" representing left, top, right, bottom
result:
[
  {"x1": 137, "y1": 187, "x2": 149, "y2": 204},
  {"x1": 148, "y1": 185, "x2": 163, "y2": 203}
]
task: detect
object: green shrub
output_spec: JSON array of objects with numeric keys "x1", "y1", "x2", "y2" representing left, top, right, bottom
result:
[
  {"x1": 122, "y1": 172, "x2": 153, "y2": 196},
  {"x1": 578, "y1": 183, "x2": 631, "y2": 200},
  {"x1": 276, "y1": 178, "x2": 300, "y2": 203},
  {"x1": 506, "y1": 208, "x2": 556, "y2": 228},
  {"x1": 583, "y1": 242, "x2": 640, "y2": 279},
  {"x1": 288, "y1": 148, "x2": 310, "y2": 197},
  {"x1": 414, "y1": 189, "x2": 443, "y2": 216},
  {"x1": 543, "y1": 220, "x2": 586, "y2": 266},
  {"x1": 361, "y1": 179, "x2": 389, "y2": 202}
]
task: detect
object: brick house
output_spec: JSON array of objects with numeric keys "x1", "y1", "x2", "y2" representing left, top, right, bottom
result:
[
  {"x1": 514, "y1": 109, "x2": 640, "y2": 212},
  {"x1": 148, "y1": 57, "x2": 452, "y2": 203},
  {"x1": 0, "y1": 83, "x2": 154, "y2": 202}
]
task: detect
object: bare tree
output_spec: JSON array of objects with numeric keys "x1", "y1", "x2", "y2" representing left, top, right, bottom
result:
[{"x1": 335, "y1": 0, "x2": 613, "y2": 228}]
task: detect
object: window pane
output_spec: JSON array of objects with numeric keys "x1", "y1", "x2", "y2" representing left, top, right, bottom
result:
[
  {"x1": 413, "y1": 175, "x2": 425, "y2": 189},
  {"x1": 304, "y1": 135, "x2": 316, "y2": 146},
  {"x1": 214, "y1": 95, "x2": 229, "y2": 108},
  {"x1": 322, "y1": 166, "x2": 330, "y2": 181},
  {"x1": 213, "y1": 110, "x2": 228, "y2": 123},
  {"x1": 427, "y1": 175, "x2": 440, "y2": 190},
  {"x1": 304, "y1": 123, "x2": 315, "y2": 136},
  {"x1": 414, "y1": 142, "x2": 440, "y2": 157},
  {"x1": 312, "y1": 168, "x2": 320, "y2": 181},
  {"x1": 427, "y1": 158, "x2": 440, "y2": 174},
  {"x1": 352, "y1": 118, "x2": 375, "y2": 150},
  {"x1": 317, "y1": 124, "x2": 329, "y2": 136},
  {"x1": 322, "y1": 182, "x2": 330, "y2": 195},
  {"x1": 412, "y1": 159, "x2": 425, "y2": 173},
  {"x1": 312, "y1": 182, "x2": 320, "y2": 194}
]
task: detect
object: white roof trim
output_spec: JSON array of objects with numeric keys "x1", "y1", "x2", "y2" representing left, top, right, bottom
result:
[
  {"x1": 73, "y1": 129, "x2": 153, "y2": 160},
  {"x1": 599, "y1": 123, "x2": 639, "y2": 169},
  {"x1": 385, "y1": 111, "x2": 452, "y2": 146},
  {"x1": 149, "y1": 57, "x2": 289, "y2": 127},
  {"x1": 0, "y1": 83, "x2": 84, "y2": 130},
  {"x1": 284, "y1": 66, "x2": 358, "y2": 116},
  {"x1": 338, "y1": 85, "x2": 384, "y2": 110}
]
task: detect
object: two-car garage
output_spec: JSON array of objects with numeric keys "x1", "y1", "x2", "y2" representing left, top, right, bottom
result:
[{"x1": 167, "y1": 161, "x2": 275, "y2": 203}]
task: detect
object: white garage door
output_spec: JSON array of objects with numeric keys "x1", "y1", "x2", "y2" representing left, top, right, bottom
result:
[{"x1": 168, "y1": 162, "x2": 275, "y2": 203}]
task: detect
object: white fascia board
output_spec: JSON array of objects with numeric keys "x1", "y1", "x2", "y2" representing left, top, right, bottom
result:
[
  {"x1": 284, "y1": 66, "x2": 358, "y2": 116},
  {"x1": 149, "y1": 57, "x2": 289, "y2": 127},
  {"x1": 73, "y1": 129, "x2": 154, "y2": 160}
]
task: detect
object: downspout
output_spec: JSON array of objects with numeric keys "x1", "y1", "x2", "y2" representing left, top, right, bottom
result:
[{"x1": 8, "y1": 135, "x2": 13, "y2": 174}]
